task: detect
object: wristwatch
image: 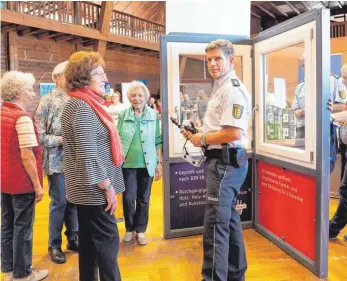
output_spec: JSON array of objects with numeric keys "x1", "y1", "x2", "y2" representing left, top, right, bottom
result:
[
  {"x1": 104, "y1": 183, "x2": 112, "y2": 191},
  {"x1": 200, "y1": 133, "x2": 208, "y2": 146}
]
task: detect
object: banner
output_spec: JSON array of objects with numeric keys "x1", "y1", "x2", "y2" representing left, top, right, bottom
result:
[
  {"x1": 258, "y1": 161, "x2": 316, "y2": 260},
  {"x1": 170, "y1": 159, "x2": 253, "y2": 230}
]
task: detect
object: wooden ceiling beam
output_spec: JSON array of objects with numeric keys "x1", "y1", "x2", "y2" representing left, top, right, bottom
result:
[
  {"x1": 148, "y1": 10, "x2": 160, "y2": 22},
  {"x1": 251, "y1": 11, "x2": 262, "y2": 19},
  {"x1": 255, "y1": 4, "x2": 276, "y2": 19},
  {"x1": 18, "y1": 27, "x2": 40, "y2": 36},
  {"x1": 300, "y1": 1, "x2": 310, "y2": 11},
  {"x1": 285, "y1": 1, "x2": 300, "y2": 15},
  {"x1": 269, "y1": 2, "x2": 288, "y2": 17},
  {"x1": 132, "y1": 2, "x2": 147, "y2": 17},
  {"x1": 1, "y1": 24, "x2": 17, "y2": 33},
  {"x1": 121, "y1": 2, "x2": 133, "y2": 12},
  {"x1": 55, "y1": 34, "x2": 74, "y2": 42}
]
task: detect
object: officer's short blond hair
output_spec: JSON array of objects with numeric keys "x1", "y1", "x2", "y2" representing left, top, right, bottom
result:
[
  {"x1": 205, "y1": 39, "x2": 234, "y2": 58},
  {"x1": 341, "y1": 64, "x2": 347, "y2": 74}
]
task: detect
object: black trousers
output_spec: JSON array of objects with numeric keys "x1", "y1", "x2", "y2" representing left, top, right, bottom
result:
[
  {"x1": 77, "y1": 205, "x2": 121, "y2": 281},
  {"x1": 122, "y1": 168, "x2": 153, "y2": 233},
  {"x1": 330, "y1": 148, "x2": 347, "y2": 237}
]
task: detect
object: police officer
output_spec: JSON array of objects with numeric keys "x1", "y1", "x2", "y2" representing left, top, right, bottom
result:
[
  {"x1": 329, "y1": 63, "x2": 347, "y2": 243},
  {"x1": 181, "y1": 39, "x2": 251, "y2": 281},
  {"x1": 291, "y1": 54, "x2": 340, "y2": 139}
]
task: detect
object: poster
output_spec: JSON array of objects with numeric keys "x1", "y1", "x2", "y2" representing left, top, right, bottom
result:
[
  {"x1": 258, "y1": 161, "x2": 316, "y2": 260},
  {"x1": 170, "y1": 160, "x2": 253, "y2": 230},
  {"x1": 39, "y1": 83, "x2": 56, "y2": 97}
]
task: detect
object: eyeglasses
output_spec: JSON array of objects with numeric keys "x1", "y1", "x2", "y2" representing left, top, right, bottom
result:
[{"x1": 91, "y1": 71, "x2": 107, "y2": 79}]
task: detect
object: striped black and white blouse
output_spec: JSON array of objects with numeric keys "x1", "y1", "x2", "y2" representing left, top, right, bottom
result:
[{"x1": 61, "y1": 98, "x2": 125, "y2": 205}]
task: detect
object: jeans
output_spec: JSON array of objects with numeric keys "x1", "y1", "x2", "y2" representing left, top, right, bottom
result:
[
  {"x1": 122, "y1": 168, "x2": 153, "y2": 233},
  {"x1": 202, "y1": 159, "x2": 248, "y2": 281},
  {"x1": 48, "y1": 173, "x2": 78, "y2": 248},
  {"x1": 329, "y1": 149, "x2": 347, "y2": 236},
  {"x1": 1, "y1": 192, "x2": 35, "y2": 278},
  {"x1": 77, "y1": 205, "x2": 121, "y2": 281}
]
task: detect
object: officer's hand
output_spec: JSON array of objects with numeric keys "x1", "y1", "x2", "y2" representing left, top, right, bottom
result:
[
  {"x1": 190, "y1": 133, "x2": 202, "y2": 147},
  {"x1": 328, "y1": 99, "x2": 333, "y2": 112},
  {"x1": 180, "y1": 128, "x2": 192, "y2": 140}
]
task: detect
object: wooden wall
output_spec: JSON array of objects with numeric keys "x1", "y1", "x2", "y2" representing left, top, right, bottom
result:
[
  {"x1": 1, "y1": 32, "x2": 8, "y2": 74},
  {"x1": 331, "y1": 37, "x2": 347, "y2": 65},
  {"x1": 2, "y1": 34, "x2": 160, "y2": 114}
]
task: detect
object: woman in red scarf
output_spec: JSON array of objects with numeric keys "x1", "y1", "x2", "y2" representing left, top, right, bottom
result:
[{"x1": 61, "y1": 52, "x2": 124, "y2": 281}]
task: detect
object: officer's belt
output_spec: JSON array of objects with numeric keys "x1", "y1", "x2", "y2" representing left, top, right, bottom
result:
[{"x1": 204, "y1": 148, "x2": 236, "y2": 159}]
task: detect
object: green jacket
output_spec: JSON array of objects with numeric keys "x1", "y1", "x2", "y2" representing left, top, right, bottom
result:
[{"x1": 117, "y1": 105, "x2": 162, "y2": 177}]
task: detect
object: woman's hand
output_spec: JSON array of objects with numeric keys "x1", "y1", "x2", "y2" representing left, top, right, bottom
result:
[
  {"x1": 155, "y1": 163, "x2": 163, "y2": 181},
  {"x1": 104, "y1": 188, "x2": 117, "y2": 215}
]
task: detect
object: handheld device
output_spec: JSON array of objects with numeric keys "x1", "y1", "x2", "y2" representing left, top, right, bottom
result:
[{"x1": 170, "y1": 117, "x2": 198, "y2": 134}]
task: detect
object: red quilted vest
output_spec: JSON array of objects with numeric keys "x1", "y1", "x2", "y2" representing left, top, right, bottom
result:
[{"x1": 1, "y1": 102, "x2": 43, "y2": 194}]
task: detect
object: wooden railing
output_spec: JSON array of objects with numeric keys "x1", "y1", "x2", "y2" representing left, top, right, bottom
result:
[
  {"x1": 331, "y1": 21, "x2": 347, "y2": 38},
  {"x1": 1, "y1": 1, "x2": 165, "y2": 43},
  {"x1": 109, "y1": 10, "x2": 165, "y2": 43}
]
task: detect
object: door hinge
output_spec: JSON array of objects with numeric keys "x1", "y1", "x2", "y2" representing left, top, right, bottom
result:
[
  {"x1": 310, "y1": 28, "x2": 314, "y2": 40},
  {"x1": 310, "y1": 151, "x2": 314, "y2": 163},
  {"x1": 250, "y1": 49, "x2": 254, "y2": 58}
]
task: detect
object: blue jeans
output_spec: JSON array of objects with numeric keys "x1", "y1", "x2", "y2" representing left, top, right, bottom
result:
[
  {"x1": 1, "y1": 192, "x2": 35, "y2": 278},
  {"x1": 48, "y1": 173, "x2": 78, "y2": 248},
  {"x1": 122, "y1": 168, "x2": 153, "y2": 233},
  {"x1": 202, "y1": 159, "x2": 248, "y2": 281}
]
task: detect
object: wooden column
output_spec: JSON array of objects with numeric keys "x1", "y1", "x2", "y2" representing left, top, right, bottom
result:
[
  {"x1": 9, "y1": 30, "x2": 18, "y2": 70},
  {"x1": 95, "y1": 1, "x2": 113, "y2": 58}
]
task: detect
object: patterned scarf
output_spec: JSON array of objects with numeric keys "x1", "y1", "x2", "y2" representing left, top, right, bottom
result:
[{"x1": 69, "y1": 87, "x2": 124, "y2": 166}]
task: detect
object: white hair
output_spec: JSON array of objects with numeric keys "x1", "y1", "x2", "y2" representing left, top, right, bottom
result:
[
  {"x1": 1, "y1": 71, "x2": 35, "y2": 102},
  {"x1": 52, "y1": 61, "x2": 69, "y2": 82},
  {"x1": 126, "y1": 80, "x2": 150, "y2": 101},
  {"x1": 342, "y1": 64, "x2": 347, "y2": 74}
]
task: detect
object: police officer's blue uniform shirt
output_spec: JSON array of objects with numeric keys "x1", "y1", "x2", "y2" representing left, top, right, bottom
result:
[{"x1": 202, "y1": 70, "x2": 251, "y2": 149}]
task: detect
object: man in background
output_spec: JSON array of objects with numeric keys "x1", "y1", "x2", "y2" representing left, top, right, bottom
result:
[{"x1": 35, "y1": 61, "x2": 79, "y2": 264}]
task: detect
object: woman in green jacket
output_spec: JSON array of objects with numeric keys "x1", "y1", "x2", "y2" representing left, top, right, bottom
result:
[{"x1": 117, "y1": 81, "x2": 162, "y2": 246}]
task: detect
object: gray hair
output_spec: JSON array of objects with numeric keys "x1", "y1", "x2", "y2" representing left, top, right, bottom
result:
[
  {"x1": 205, "y1": 39, "x2": 234, "y2": 58},
  {"x1": 1, "y1": 71, "x2": 36, "y2": 102},
  {"x1": 126, "y1": 80, "x2": 150, "y2": 101}
]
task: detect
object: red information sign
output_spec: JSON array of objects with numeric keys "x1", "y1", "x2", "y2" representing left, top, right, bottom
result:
[{"x1": 258, "y1": 161, "x2": 316, "y2": 260}]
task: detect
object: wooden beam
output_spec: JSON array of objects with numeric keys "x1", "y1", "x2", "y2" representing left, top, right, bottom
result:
[
  {"x1": 179, "y1": 56, "x2": 187, "y2": 81},
  {"x1": 337, "y1": 1, "x2": 343, "y2": 9},
  {"x1": 285, "y1": 1, "x2": 300, "y2": 15},
  {"x1": 54, "y1": 34, "x2": 74, "y2": 42},
  {"x1": 132, "y1": 2, "x2": 147, "y2": 17},
  {"x1": 1, "y1": 9, "x2": 160, "y2": 51},
  {"x1": 18, "y1": 27, "x2": 40, "y2": 36},
  {"x1": 269, "y1": 2, "x2": 288, "y2": 17},
  {"x1": 98, "y1": 1, "x2": 114, "y2": 36},
  {"x1": 37, "y1": 32, "x2": 59, "y2": 39},
  {"x1": 300, "y1": 1, "x2": 310, "y2": 11},
  {"x1": 255, "y1": 4, "x2": 276, "y2": 19},
  {"x1": 94, "y1": 40, "x2": 107, "y2": 57},
  {"x1": 9, "y1": 30, "x2": 18, "y2": 70},
  {"x1": 83, "y1": 39, "x2": 97, "y2": 47},
  {"x1": 1, "y1": 24, "x2": 17, "y2": 33},
  {"x1": 251, "y1": 11, "x2": 262, "y2": 19}
]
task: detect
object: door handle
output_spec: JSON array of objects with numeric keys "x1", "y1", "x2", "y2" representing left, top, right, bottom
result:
[{"x1": 252, "y1": 105, "x2": 259, "y2": 120}]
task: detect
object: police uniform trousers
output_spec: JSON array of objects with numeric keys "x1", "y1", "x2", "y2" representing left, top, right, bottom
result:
[{"x1": 202, "y1": 158, "x2": 248, "y2": 281}]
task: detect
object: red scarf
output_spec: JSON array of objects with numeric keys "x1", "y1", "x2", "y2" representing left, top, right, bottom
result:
[{"x1": 69, "y1": 88, "x2": 124, "y2": 166}]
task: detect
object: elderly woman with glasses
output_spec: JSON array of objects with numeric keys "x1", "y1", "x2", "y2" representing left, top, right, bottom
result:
[
  {"x1": 61, "y1": 51, "x2": 125, "y2": 281},
  {"x1": 117, "y1": 81, "x2": 162, "y2": 246},
  {"x1": 1, "y1": 71, "x2": 48, "y2": 281}
]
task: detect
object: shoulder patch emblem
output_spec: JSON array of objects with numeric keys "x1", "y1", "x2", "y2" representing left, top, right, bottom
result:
[
  {"x1": 231, "y1": 79, "x2": 240, "y2": 87},
  {"x1": 232, "y1": 104, "x2": 244, "y2": 119},
  {"x1": 340, "y1": 90, "x2": 346, "y2": 100}
]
